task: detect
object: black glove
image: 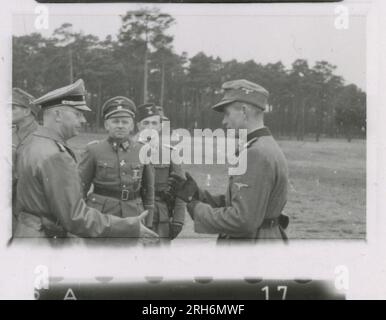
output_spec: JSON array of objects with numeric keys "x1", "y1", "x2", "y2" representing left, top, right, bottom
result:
[
  {"x1": 278, "y1": 214, "x2": 290, "y2": 230},
  {"x1": 169, "y1": 221, "x2": 183, "y2": 240},
  {"x1": 168, "y1": 172, "x2": 199, "y2": 203}
]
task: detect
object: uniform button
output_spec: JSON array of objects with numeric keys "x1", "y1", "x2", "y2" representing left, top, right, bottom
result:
[
  {"x1": 92, "y1": 198, "x2": 96, "y2": 202},
  {"x1": 122, "y1": 172, "x2": 126, "y2": 175},
  {"x1": 123, "y1": 185, "x2": 126, "y2": 188}
]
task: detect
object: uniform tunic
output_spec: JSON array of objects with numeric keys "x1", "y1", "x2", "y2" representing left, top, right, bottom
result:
[
  {"x1": 14, "y1": 127, "x2": 140, "y2": 242},
  {"x1": 12, "y1": 119, "x2": 39, "y2": 190},
  {"x1": 12, "y1": 118, "x2": 39, "y2": 234},
  {"x1": 187, "y1": 127, "x2": 289, "y2": 243},
  {"x1": 78, "y1": 137, "x2": 154, "y2": 227},
  {"x1": 152, "y1": 144, "x2": 186, "y2": 241}
]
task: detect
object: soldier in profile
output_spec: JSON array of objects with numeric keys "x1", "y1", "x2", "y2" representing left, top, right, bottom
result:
[
  {"x1": 14, "y1": 80, "x2": 158, "y2": 245},
  {"x1": 168, "y1": 79, "x2": 289, "y2": 244}
]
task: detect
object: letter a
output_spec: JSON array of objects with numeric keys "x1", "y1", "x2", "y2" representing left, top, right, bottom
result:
[{"x1": 64, "y1": 288, "x2": 77, "y2": 300}]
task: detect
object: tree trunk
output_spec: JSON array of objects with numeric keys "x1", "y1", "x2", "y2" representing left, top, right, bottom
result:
[
  {"x1": 160, "y1": 59, "x2": 165, "y2": 107},
  {"x1": 96, "y1": 81, "x2": 102, "y2": 130},
  {"x1": 143, "y1": 44, "x2": 149, "y2": 104},
  {"x1": 69, "y1": 47, "x2": 73, "y2": 84}
]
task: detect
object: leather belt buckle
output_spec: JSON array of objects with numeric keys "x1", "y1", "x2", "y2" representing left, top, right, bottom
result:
[{"x1": 121, "y1": 189, "x2": 130, "y2": 201}]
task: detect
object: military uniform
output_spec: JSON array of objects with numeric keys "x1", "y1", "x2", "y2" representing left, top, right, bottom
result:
[
  {"x1": 173, "y1": 79, "x2": 289, "y2": 244},
  {"x1": 79, "y1": 138, "x2": 154, "y2": 224},
  {"x1": 78, "y1": 96, "x2": 154, "y2": 228},
  {"x1": 136, "y1": 103, "x2": 186, "y2": 242},
  {"x1": 14, "y1": 80, "x2": 141, "y2": 244},
  {"x1": 188, "y1": 127, "x2": 288, "y2": 243},
  {"x1": 11, "y1": 88, "x2": 40, "y2": 235}
]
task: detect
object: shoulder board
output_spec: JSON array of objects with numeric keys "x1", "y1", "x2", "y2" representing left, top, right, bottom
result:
[
  {"x1": 87, "y1": 140, "x2": 100, "y2": 146},
  {"x1": 55, "y1": 141, "x2": 67, "y2": 152}
]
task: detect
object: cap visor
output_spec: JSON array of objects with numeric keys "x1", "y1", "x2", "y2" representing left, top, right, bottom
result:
[
  {"x1": 107, "y1": 110, "x2": 134, "y2": 119},
  {"x1": 211, "y1": 99, "x2": 236, "y2": 112},
  {"x1": 74, "y1": 104, "x2": 91, "y2": 112}
]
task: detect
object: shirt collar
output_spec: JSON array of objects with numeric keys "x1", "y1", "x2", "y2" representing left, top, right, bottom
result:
[
  {"x1": 247, "y1": 127, "x2": 271, "y2": 143},
  {"x1": 108, "y1": 136, "x2": 131, "y2": 151}
]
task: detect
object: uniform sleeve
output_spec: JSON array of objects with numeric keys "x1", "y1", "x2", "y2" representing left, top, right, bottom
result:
[
  {"x1": 141, "y1": 164, "x2": 155, "y2": 227},
  {"x1": 191, "y1": 149, "x2": 274, "y2": 238},
  {"x1": 169, "y1": 162, "x2": 186, "y2": 224},
  {"x1": 78, "y1": 146, "x2": 96, "y2": 198},
  {"x1": 40, "y1": 153, "x2": 140, "y2": 238},
  {"x1": 196, "y1": 189, "x2": 226, "y2": 208}
]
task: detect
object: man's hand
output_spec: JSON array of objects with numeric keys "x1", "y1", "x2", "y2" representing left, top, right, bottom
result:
[
  {"x1": 167, "y1": 172, "x2": 199, "y2": 203},
  {"x1": 41, "y1": 217, "x2": 67, "y2": 238},
  {"x1": 169, "y1": 221, "x2": 183, "y2": 240},
  {"x1": 137, "y1": 210, "x2": 160, "y2": 245}
]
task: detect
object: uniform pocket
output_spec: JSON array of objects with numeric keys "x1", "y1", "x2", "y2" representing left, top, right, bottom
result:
[
  {"x1": 87, "y1": 193, "x2": 107, "y2": 213},
  {"x1": 96, "y1": 160, "x2": 116, "y2": 180}
]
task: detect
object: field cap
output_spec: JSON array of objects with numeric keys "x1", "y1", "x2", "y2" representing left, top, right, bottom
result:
[
  {"x1": 137, "y1": 103, "x2": 161, "y2": 122},
  {"x1": 212, "y1": 79, "x2": 269, "y2": 112}
]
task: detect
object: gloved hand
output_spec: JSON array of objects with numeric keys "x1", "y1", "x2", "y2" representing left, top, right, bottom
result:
[
  {"x1": 167, "y1": 172, "x2": 198, "y2": 203},
  {"x1": 169, "y1": 221, "x2": 183, "y2": 240}
]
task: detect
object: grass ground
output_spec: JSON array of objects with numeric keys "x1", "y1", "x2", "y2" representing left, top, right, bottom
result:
[{"x1": 69, "y1": 133, "x2": 366, "y2": 241}]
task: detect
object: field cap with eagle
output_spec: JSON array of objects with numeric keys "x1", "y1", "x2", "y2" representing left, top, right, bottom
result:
[
  {"x1": 102, "y1": 96, "x2": 136, "y2": 120},
  {"x1": 212, "y1": 79, "x2": 269, "y2": 112},
  {"x1": 136, "y1": 103, "x2": 161, "y2": 122},
  {"x1": 11, "y1": 88, "x2": 40, "y2": 117},
  {"x1": 33, "y1": 79, "x2": 90, "y2": 112}
]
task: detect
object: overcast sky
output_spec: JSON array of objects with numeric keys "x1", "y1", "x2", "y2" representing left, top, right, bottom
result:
[{"x1": 12, "y1": 5, "x2": 366, "y2": 89}]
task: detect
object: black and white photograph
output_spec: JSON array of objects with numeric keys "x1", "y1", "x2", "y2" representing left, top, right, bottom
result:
[
  {"x1": 0, "y1": 0, "x2": 385, "y2": 301},
  {"x1": 9, "y1": 3, "x2": 366, "y2": 245}
]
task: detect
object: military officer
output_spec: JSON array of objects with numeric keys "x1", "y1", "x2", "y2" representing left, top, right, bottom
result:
[
  {"x1": 168, "y1": 79, "x2": 289, "y2": 244},
  {"x1": 136, "y1": 103, "x2": 186, "y2": 243},
  {"x1": 14, "y1": 79, "x2": 158, "y2": 245},
  {"x1": 78, "y1": 96, "x2": 155, "y2": 230},
  {"x1": 11, "y1": 88, "x2": 40, "y2": 234}
]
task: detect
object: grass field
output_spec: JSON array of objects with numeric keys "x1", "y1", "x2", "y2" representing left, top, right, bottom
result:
[{"x1": 69, "y1": 133, "x2": 366, "y2": 241}]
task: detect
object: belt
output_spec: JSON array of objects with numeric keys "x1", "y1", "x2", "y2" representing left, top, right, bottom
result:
[
  {"x1": 218, "y1": 217, "x2": 280, "y2": 239},
  {"x1": 94, "y1": 186, "x2": 141, "y2": 201}
]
